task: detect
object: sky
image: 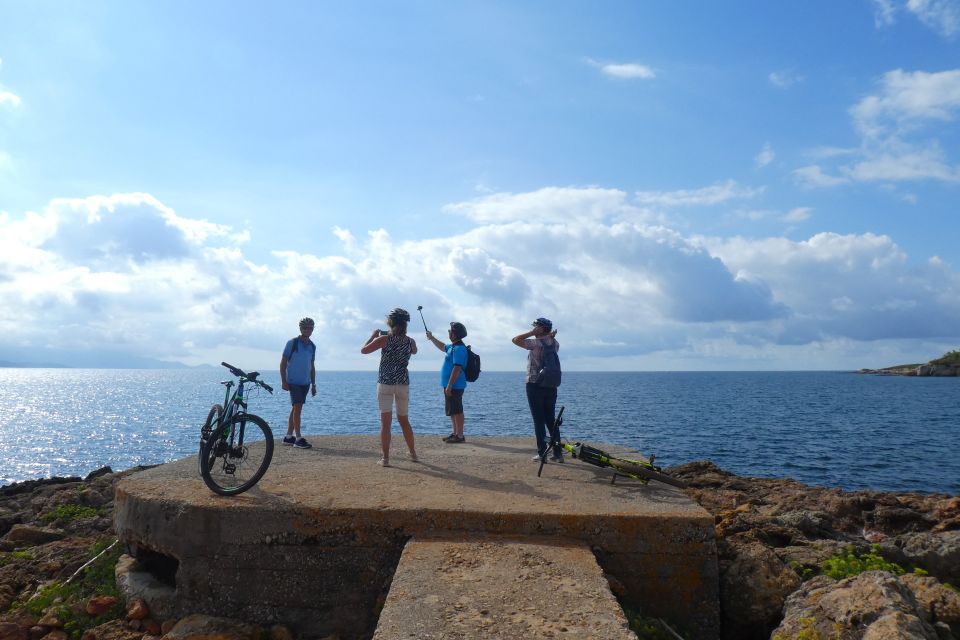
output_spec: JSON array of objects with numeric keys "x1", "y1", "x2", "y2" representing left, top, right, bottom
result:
[{"x1": 0, "y1": 0, "x2": 959, "y2": 371}]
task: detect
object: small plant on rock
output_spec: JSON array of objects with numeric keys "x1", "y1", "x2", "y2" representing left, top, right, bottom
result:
[
  {"x1": 39, "y1": 503, "x2": 101, "y2": 524},
  {"x1": 821, "y1": 545, "x2": 904, "y2": 580},
  {"x1": 10, "y1": 539, "x2": 123, "y2": 640}
]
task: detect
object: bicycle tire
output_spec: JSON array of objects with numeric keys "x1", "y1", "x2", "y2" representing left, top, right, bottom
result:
[
  {"x1": 198, "y1": 404, "x2": 223, "y2": 477},
  {"x1": 609, "y1": 458, "x2": 688, "y2": 489},
  {"x1": 200, "y1": 413, "x2": 274, "y2": 496}
]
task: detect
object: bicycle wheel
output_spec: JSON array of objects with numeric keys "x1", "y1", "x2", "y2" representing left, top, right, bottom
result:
[
  {"x1": 200, "y1": 413, "x2": 274, "y2": 496},
  {"x1": 198, "y1": 404, "x2": 223, "y2": 477},
  {"x1": 610, "y1": 459, "x2": 688, "y2": 489}
]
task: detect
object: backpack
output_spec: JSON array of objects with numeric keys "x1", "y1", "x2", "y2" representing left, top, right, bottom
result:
[
  {"x1": 464, "y1": 345, "x2": 481, "y2": 382},
  {"x1": 537, "y1": 340, "x2": 561, "y2": 388}
]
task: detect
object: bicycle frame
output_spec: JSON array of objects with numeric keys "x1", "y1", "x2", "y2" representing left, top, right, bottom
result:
[{"x1": 536, "y1": 406, "x2": 687, "y2": 488}]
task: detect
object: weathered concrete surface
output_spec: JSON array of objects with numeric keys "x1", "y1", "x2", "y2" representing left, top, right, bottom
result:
[
  {"x1": 114, "y1": 436, "x2": 718, "y2": 638},
  {"x1": 373, "y1": 538, "x2": 637, "y2": 639}
]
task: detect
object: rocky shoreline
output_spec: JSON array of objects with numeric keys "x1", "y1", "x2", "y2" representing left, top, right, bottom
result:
[{"x1": 1, "y1": 463, "x2": 958, "y2": 640}]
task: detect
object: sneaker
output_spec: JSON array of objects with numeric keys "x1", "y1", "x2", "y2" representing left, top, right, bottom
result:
[
  {"x1": 532, "y1": 453, "x2": 546, "y2": 462},
  {"x1": 282, "y1": 436, "x2": 297, "y2": 446},
  {"x1": 441, "y1": 432, "x2": 457, "y2": 442},
  {"x1": 448, "y1": 434, "x2": 465, "y2": 443},
  {"x1": 294, "y1": 438, "x2": 312, "y2": 449},
  {"x1": 378, "y1": 457, "x2": 390, "y2": 467},
  {"x1": 408, "y1": 451, "x2": 419, "y2": 462},
  {"x1": 550, "y1": 453, "x2": 564, "y2": 463}
]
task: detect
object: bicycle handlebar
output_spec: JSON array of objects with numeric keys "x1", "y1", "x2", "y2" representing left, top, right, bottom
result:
[{"x1": 220, "y1": 361, "x2": 274, "y2": 394}]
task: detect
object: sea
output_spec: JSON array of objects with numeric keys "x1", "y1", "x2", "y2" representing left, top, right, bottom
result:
[{"x1": 0, "y1": 369, "x2": 957, "y2": 495}]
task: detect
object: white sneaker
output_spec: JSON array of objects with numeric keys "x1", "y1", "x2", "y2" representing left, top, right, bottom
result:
[
  {"x1": 378, "y1": 457, "x2": 390, "y2": 467},
  {"x1": 532, "y1": 453, "x2": 546, "y2": 462}
]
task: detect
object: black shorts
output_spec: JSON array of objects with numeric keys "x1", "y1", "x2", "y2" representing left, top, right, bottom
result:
[
  {"x1": 289, "y1": 384, "x2": 310, "y2": 406},
  {"x1": 444, "y1": 389, "x2": 464, "y2": 416}
]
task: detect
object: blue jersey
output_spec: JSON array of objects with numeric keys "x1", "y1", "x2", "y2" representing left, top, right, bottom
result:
[
  {"x1": 441, "y1": 343, "x2": 468, "y2": 390},
  {"x1": 283, "y1": 337, "x2": 315, "y2": 386}
]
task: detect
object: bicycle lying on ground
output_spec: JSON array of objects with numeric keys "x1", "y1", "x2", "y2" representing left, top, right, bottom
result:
[
  {"x1": 536, "y1": 406, "x2": 687, "y2": 489},
  {"x1": 198, "y1": 362, "x2": 275, "y2": 496}
]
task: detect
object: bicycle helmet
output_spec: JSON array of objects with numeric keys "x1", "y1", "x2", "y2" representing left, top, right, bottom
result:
[
  {"x1": 387, "y1": 308, "x2": 411, "y2": 323},
  {"x1": 532, "y1": 317, "x2": 553, "y2": 331},
  {"x1": 449, "y1": 321, "x2": 468, "y2": 340},
  {"x1": 299, "y1": 317, "x2": 315, "y2": 328}
]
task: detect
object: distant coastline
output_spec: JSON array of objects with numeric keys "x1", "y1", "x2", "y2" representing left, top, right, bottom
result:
[{"x1": 859, "y1": 349, "x2": 960, "y2": 377}]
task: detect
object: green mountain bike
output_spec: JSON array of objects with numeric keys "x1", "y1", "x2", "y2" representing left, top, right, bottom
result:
[
  {"x1": 198, "y1": 362, "x2": 275, "y2": 496},
  {"x1": 537, "y1": 406, "x2": 687, "y2": 489}
]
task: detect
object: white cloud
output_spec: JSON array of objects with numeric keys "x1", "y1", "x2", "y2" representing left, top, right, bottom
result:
[
  {"x1": 871, "y1": 0, "x2": 960, "y2": 36},
  {"x1": 755, "y1": 143, "x2": 775, "y2": 168},
  {"x1": 634, "y1": 180, "x2": 764, "y2": 207},
  {"x1": 873, "y1": 0, "x2": 898, "y2": 26},
  {"x1": 443, "y1": 186, "x2": 651, "y2": 223},
  {"x1": 846, "y1": 145, "x2": 960, "y2": 181},
  {"x1": 907, "y1": 0, "x2": 960, "y2": 37},
  {"x1": 1, "y1": 188, "x2": 958, "y2": 371},
  {"x1": 769, "y1": 69, "x2": 803, "y2": 89},
  {"x1": 793, "y1": 165, "x2": 850, "y2": 188},
  {"x1": 851, "y1": 68, "x2": 960, "y2": 139},
  {"x1": 784, "y1": 207, "x2": 813, "y2": 223},
  {"x1": 0, "y1": 90, "x2": 21, "y2": 107},
  {"x1": 586, "y1": 58, "x2": 656, "y2": 80}
]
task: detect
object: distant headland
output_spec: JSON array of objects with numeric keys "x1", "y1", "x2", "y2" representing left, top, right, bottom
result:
[{"x1": 859, "y1": 349, "x2": 960, "y2": 376}]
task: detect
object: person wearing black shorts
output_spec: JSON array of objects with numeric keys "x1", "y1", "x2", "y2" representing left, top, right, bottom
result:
[
  {"x1": 280, "y1": 317, "x2": 317, "y2": 449},
  {"x1": 426, "y1": 322, "x2": 469, "y2": 443}
]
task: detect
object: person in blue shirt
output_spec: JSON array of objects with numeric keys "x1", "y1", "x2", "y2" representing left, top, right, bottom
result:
[
  {"x1": 279, "y1": 317, "x2": 316, "y2": 449},
  {"x1": 425, "y1": 322, "x2": 468, "y2": 443}
]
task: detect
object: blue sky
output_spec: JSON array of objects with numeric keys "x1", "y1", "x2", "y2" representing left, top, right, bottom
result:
[{"x1": 1, "y1": 1, "x2": 958, "y2": 371}]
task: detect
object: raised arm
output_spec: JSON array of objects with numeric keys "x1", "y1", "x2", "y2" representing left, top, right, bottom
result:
[
  {"x1": 425, "y1": 330, "x2": 446, "y2": 352},
  {"x1": 361, "y1": 329, "x2": 388, "y2": 354}
]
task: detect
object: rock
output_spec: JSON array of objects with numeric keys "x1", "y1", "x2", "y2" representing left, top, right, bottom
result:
[
  {"x1": 773, "y1": 571, "x2": 939, "y2": 639},
  {"x1": 5, "y1": 525, "x2": 66, "y2": 545},
  {"x1": 83, "y1": 467, "x2": 113, "y2": 482},
  {"x1": 141, "y1": 620, "x2": 160, "y2": 636},
  {"x1": 718, "y1": 538, "x2": 802, "y2": 639},
  {"x1": 268, "y1": 625, "x2": 294, "y2": 640},
  {"x1": 81, "y1": 619, "x2": 143, "y2": 640},
  {"x1": 901, "y1": 573, "x2": 960, "y2": 636},
  {"x1": 160, "y1": 620, "x2": 177, "y2": 635},
  {"x1": 0, "y1": 623, "x2": 27, "y2": 640},
  {"x1": 36, "y1": 615, "x2": 63, "y2": 629},
  {"x1": 86, "y1": 596, "x2": 119, "y2": 616},
  {"x1": 125, "y1": 599, "x2": 149, "y2": 621},
  {"x1": 774, "y1": 510, "x2": 835, "y2": 537},
  {"x1": 163, "y1": 615, "x2": 262, "y2": 640},
  {"x1": 883, "y1": 531, "x2": 960, "y2": 585}
]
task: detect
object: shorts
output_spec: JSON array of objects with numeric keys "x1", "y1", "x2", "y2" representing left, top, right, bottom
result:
[
  {"x1": 444, "y1": 389, "x2": 464, "y2": 416},
  {"x1": 289, "y1": 384, "x2": 310, "y2": 406},
  {"x1": 377, "y1": 383, "x2": 410, "y2": 415}
]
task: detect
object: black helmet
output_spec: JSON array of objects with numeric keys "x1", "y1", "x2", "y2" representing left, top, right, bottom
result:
[
  {"x1": 299, "y1": 317, "x2": 315, "y2": 328},
  {"x1": 532, "y1": 317, "x2": 553, "y2": 330},
  {"x1": 388, "y1": 308, "x2": 411, "y2": 323},
  {"x1": 449, "y1": 321, "x2": 467, "y2": 340}
]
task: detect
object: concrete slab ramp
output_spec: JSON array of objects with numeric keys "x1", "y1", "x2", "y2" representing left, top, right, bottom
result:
[{"x1": 114, "y1": 436, "x2": 718, "y2": 639}]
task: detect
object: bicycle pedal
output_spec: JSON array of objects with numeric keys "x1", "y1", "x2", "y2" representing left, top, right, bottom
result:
[{"x1": 224, "y1": 463, "x2": 237, "y2": 475}]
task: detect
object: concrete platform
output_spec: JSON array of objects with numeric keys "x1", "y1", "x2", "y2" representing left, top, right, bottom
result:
[
  {"x1": 372, "y1": 538, "x2": 637, "y2": 639},
  {"x1": 114, "y1": 436, "x2": 718, "y2": 639}
]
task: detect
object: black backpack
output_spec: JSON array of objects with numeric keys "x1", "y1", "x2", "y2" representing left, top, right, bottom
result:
[
  {"x1": 537, "y1": 340, "x2": 561, "y2": 388},
  {"x1": 464, "y1": 345, "x2": 481, "y2": 382},
  {"x1": 288, "y1": 337, "x2": 316, "y2": 363}
]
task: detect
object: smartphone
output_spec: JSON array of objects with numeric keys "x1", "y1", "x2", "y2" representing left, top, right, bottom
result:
[{"x1": 379, "y1": 330, "x2": 389, "y2": 336}]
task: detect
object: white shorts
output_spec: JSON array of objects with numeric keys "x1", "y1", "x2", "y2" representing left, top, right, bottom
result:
[{"x1": 377, "y1": 383, "x2": 410, "y2": 415}]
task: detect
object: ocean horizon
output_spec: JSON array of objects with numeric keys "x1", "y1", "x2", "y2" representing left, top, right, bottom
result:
[{"x1": 1, "y1": 368, "x2": 957, "y2": 495}]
